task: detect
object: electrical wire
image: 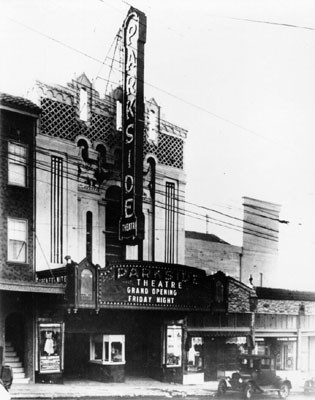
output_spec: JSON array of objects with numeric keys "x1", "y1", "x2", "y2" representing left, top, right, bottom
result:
[{"x1": 4, "y1": 145, "x2": 283, "y2": 245}]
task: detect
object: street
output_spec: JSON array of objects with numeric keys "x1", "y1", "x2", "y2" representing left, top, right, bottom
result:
[{"x1": 13, "y1": 394, "x2": 315, "y2": 400}]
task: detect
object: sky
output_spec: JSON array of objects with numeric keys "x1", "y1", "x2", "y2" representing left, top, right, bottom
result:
[{"x1": 1, "y1": 0, "x2": 315, "y2": 290}]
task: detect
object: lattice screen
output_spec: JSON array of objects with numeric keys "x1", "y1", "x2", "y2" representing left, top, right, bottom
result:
[
  {"x1": 144, "y1": 133, "x2": 184, "y2": 169},
  {"x1": 41, "y1": 97, "x2": 183, "y2": 168},
  {"x1": 41, "y1": 98, "x2": 118, "y2": 147}
]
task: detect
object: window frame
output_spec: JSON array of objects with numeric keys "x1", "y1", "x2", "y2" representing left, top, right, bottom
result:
[
  {"x1": 8, "y1": 141, "x2": 28, "y2": 187},
  {"x1": 7, "y1": 217, "x2": 28, "y2": 263}
]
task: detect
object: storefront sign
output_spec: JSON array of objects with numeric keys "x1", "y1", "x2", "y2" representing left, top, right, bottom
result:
[
  {"x1": 119, "y1": 8, "x2": 146, "y2": 243},
  {"x1": 98, "y1": 262, "x2": 211, "y2": 310}
]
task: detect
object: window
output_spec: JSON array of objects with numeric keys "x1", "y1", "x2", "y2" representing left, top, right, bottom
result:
[
  {"x1": 165, "y1": 182, "x2": 177, "y2": 263},
  {"x1": 187, "y1": 337, "x2": 203, "y2": 372},
  {"x1": 79, "y1": 88, "x2": 88, "y2": 121},
  {"x1": 8, "y1": 218, "x2": 27, "y2": 262},
  {"x1": 8, "y1": 142, "x2": 27, "y2": 186},
  {"x1": 116, "y1": 100, "x2": 122, "y2": 131},
  {"x1": 51, "y1": 156, "x2": 63, "y2": 263},
  {"x1": 90, "y1": 335, "x2": 125, "y2": 365},
  {"x1": 148, "y1": 109, "x2": 157, "y2": 142},
  {"x1": 86, "y1": 212, "x2": 93, "y2": 261}
]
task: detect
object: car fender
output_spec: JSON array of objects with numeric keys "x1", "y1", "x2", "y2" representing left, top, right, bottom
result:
[
  {"x1": 281, "y1": 379, "x2": 292, "y2": 390},
  {"x1": 219, "y1": 377, "x2": 231, "y2": 388}
]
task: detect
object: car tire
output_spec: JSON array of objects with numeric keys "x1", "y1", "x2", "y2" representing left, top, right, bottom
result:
[
  {"x1": 217, "y1": 380, "x2": 227, "y2": 397},
  {"x1": 278, "y1": 383, "x2": 290, "y2": 399},
  {"x1": 244, "y1": 383, "x2": 254, "y2": 399}
]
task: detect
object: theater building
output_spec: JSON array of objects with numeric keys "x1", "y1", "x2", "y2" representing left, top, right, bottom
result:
[{"x1": 1, "y1": 7, "x2": 315, "y2": 386}]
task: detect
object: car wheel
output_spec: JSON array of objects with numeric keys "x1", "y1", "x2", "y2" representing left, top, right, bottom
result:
[
  {"x1": 278, "y1": 383, "x2": 290, "y2": 399},
  {"x1": 217, "y1": 380, "x2": 227, "y2": 397},
  {"x1": 244, "y1": 383, "x2": 254, "y2": 399}
]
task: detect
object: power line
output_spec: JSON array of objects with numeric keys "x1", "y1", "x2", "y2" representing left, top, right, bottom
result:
[
  {"x1": 4, "y1": 144, "x2": 282, "y2": 245},
  {"x1": 2, "y1": 13, "x2": 298, "y2": 153}
]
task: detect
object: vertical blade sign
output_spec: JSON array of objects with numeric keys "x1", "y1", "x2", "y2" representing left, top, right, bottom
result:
[{"x1": 119, "y1": 8, "x2": 146, "y2": 244}]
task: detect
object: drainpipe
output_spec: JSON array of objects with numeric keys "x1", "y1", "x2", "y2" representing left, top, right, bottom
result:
[{"x1": 239, "y1": 252, "x2": 243, "y2": 282}]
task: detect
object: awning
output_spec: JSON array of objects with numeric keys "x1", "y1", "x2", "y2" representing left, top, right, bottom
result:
[
  {"x1": 187, "y1": 327, "x2": 250, "y2": 337},
  {"x1": 0, "y1": 279, "x2": 65, "y2": 294}
]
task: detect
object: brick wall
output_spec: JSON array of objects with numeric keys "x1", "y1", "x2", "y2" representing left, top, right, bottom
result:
[
  {"x1": 228, "y1": 279, "x2": 251, "y2": 313},
  {"x1": 0, "y1": 108, "x2": 37, "y2": 281}
]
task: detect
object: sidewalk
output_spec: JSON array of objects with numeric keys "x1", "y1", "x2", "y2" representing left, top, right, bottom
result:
[{"x1": 10, "y1": 377, "x2": 219, "y2": 399}]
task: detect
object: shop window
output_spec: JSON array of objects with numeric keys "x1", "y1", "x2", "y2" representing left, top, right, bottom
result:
[
  {"x1": 8, "y1": 142, "x2": 27, "y2": 186},
  {"x1": 90, "y1": 334, "x2": 125, "y2": 365},
  {"x1": 7, "y1": 218, "x2": 27, "y2": 263},
  {"x1": 187, "y1": 337, "x2": 203, "y2": 372},
  {"x1": 164, "y1": 325, "x2": 182, "y2": 368}
]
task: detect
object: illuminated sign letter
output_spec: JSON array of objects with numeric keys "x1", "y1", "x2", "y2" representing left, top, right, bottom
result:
[{"x1": 119, "y1": 7, "x2": 146, "y2": 244}]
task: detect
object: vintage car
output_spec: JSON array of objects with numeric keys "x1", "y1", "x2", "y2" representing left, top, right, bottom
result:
[
  {"x1": 217, "y1": 354, "x2": 291, "y2": 399},
  {"x1": 304, "y1": 377, "x2": 315, "y2": 394}
]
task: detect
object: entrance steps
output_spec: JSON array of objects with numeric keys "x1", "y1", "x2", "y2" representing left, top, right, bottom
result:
[{"x1": 5, "y1": 342, "x2": 30, "y2": 384}]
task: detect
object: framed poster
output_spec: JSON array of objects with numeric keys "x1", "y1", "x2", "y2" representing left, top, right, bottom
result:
[
  {"x1": 165, "y1": 325, "x2": 182, "y2": 368},
  {"x1": 38, "y1": 323, "x2": 64, "y2": 374}
]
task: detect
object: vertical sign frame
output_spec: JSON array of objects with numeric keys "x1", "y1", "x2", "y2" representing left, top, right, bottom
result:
[{"x1": 119, "y1": 7, "x2": 146, "y2": 244}]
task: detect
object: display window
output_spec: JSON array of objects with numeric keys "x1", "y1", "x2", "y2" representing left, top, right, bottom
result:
[
  {"x1": 187, "y1": 337, "x2": 203, "y2": 372},
  {"x1": 165, "y1": 325, "x2": 182, "y2": 368},
  {"x1": 38, "y1": 323, "x2": 64, "y2": 374},
  {"x1": 90, "y1": 334, "x2": 125, "y2": 365}
]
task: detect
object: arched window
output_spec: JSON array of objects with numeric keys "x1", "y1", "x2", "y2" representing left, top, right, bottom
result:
[
  {"x1": 113, "y1": 149, "x2": 121, "y2": 170},
  {"x1": 86, "y1": 211, "x2": 92, "y2": 261},
  {"x1": 77, "y1": 139, "x2": 89, "y2": 163},
  {"x1": 80, "y1": 268, "x2": 93, "y2": 301},
  {"x1": 96, "y1": 144, "x2": 106, "y2": 169}
]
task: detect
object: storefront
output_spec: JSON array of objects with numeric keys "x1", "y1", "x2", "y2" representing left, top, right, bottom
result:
[
  {"x1": 36, "y1": 262, "x2": 315, "y2": 384},
  {"x1": 36, "y1": 258, "x2": 219, "y2": 384}
]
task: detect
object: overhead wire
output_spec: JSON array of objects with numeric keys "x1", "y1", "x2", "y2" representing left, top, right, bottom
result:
[
  {"x1": 4, "y1": 143, "x2": 282, "y2": 245},
  {"x1": 1, "y1": 11, "x2": 300, "y2": 153}
]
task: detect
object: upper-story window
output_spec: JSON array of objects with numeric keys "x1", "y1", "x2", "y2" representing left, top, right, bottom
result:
[
  {"x1": 165, "y1": 181, "x2": 177, "y2": 264},
  {"x1": 96, "y1": 144, "x2": 106, "y2": 169},
  {"x1": 7, "y1": 218, "x2": 27, "y2": 263},
  {"x1": 148, "y1": 109, "x2": 157, "y2": 142},
  {"x1": 79, "y1": 88, "x2": 88, "y2": 122},
  {"x1": 8, "y1": 142, "x2": 27, "y2": 187},
  {"x1": 116, "y1": 100, "x2": 122, "y2": 131},
  {"x1": 86, "y1": 211, "x2": 93, "y2": 261}
]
